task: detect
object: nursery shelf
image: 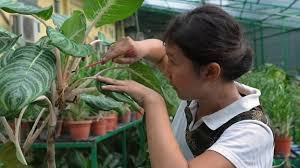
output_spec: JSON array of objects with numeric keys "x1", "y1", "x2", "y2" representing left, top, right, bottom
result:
[{"x1": 31, "y1": 119, "x2": 144, "y2": 168}]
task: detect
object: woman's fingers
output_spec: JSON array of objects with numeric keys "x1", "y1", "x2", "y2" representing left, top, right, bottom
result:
[
  {"x1": 100, "y1": 49, "x2": 124, "y2": 64},
  {"x1": 101, "y1": 85, "x2": 128, "y2": 92},
  {"x1": 100, "y1": 37, "x2": 136, "y2": 64},
  {"x1": 113, "y1": 57, "x2": 137, "y2": 64},
  {"x1": 96, "y1": 76, "x2": 125, "y2": 85}
]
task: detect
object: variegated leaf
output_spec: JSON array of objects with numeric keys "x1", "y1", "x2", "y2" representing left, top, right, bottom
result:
[
  {"x1": 129, "y1": 61, "x2": 177, "y2": 114},
  {"x1": 47, "y1": 27, "x2": 93, "y2": 57},
  {"x1": 51, "y1": 14, "x2": 69, "y2": 29},
  {"x1": 0, "y1": 28, "x2": 19, "y2": 54},
  {"x1": 61, "y1": 10, "x2": 86, "y2": 43},
  {"x1": 0, "y1": 45, "x2": 56, "y2": 116},
  {"x1": 0, "y1": 49, "x2": 14, "y2": 69},
  {"x1": 83, "y1": 0, "x2": 143, "y2": 27},
  {"x1": 0, "y1": 0, "x2": 53, "y2": 20},
  {"x1": 80, "y1": 94, "x2": 125, "y2": 115}
]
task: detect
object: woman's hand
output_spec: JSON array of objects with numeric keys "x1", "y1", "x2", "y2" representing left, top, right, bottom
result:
[
  {"x1": 96, "y1": 76, "x2": 164, "y2": 106},
  {"x1": 99, "y1": 36, "x2": 146, "y2": 65}
]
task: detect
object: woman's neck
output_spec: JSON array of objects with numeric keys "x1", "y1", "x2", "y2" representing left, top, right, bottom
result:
[{"x1": 195, "y1": 82, "x2": 242, "y2": 120}]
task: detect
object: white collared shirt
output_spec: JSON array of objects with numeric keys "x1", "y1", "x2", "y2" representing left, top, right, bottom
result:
[{"x1": 171, "y1": 82, "x2": 274, "y2": 168}]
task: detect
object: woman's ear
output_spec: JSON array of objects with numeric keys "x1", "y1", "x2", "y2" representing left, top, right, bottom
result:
[{"x1": 204, "y1": 63, "x2": 221, "y2": 80}]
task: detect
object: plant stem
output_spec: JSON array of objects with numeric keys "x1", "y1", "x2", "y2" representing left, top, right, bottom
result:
[
  {"x1": 90, "y1": 39, "x2": 102, "y2": 46},
  {"x1": 24, "y1": 115, "x2": 50, "y2": 153},
  {"x1": 32, "y1": 15, "x2": 48, "y2": 28},
  {"x1": 15, "y1": 106, "x2": 28, "y2": 165},
  {"x1": 0, "y1": 117, "x2": 15, "y2": 143},
  {"x1": 23, "y1": 108, "x2": 46, "y2": 151},
  {"x1": 0, "y1": 132, "x2": 7, "y2": 143},
  {"x1": 35, "y1": 95, "x2": 56, "y2": 168},
  {"x1": 55, "y1": 48, "x2": 64, "y2": 91}
]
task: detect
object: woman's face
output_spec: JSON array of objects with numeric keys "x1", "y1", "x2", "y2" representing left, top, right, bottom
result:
[{"x1": 165, "y1": 43, "x2": 213, "y2": 100}]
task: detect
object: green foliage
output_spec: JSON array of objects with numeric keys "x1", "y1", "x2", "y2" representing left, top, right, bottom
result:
[
  {"x1": 0, "y1": 0, "x2": 53, "y2": 20},
  {"x1": 67, "y1": 101, "x2": 91, "y2": 121},
  {"x1": 61, "y1": 10, "x2": 86, "y2": 43},
  {"x1": 46, "y1": 27, "x2": 93, "y2": 57},
  {"x1": 98, "y1": 32, "x2": 114, "y2": 46},
  {"x1": 0, "y1": 45, "x2": 56, "y2": 117},
  {"x1": 80, "y1": 94, "x2": 125, "y2": 115},
  {"x1": 23, "y1": 104, "x2": 44, "y2": 121},
  {"x1": 0, "y1": 49, "x2": 14, "y2": 69},
  {"x1": 83, "y1": 0, "x2": 143, "y2": 27},
  {"x1": 36, "y1": 36, "x2": 54, "y2": 50},
  {"x1": 0, "y1": 142, "x2": 31, "y2": 168},
  {"x1": 129, "y1": 61, "x2": 178, "y2": 115},
  {"x1": 239, "y1": 64, "x2": 300, "y2": 137},
  {"x1": 0, "y1": 28, "x2": 20, "y2": 54},
  {"x1": 96, "y1": 80, "x2": 141, "y2": 113},
  {"x1": 51, "y1": 14, "x2": 69, "y2": 29}
]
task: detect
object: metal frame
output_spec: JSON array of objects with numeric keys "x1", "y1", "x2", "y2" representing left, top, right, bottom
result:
[
  {"x1": 141, "y1": 0, "x2": 300, "y2": 71},
  {"x1": 31, "y1": 120, "x2": 144, "y2": 168}
]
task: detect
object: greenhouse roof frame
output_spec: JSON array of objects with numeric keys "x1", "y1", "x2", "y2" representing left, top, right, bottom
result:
[{"x1": 141, "y1": 0, "x2": 300, "y2": 29}]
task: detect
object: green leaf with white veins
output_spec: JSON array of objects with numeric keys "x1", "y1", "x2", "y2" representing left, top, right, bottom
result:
[
  {"x1": 51, "y1": 14, "x2": 70, "y2": 29},
  {"x1": 0, "y1": 45, "x2": 56, "y2": 117},
  {"x1": 47, "y1": 27, "x2": 93, "y2": 57},
  {"x1": 61, "y1": 10, "x2": 87, "y2": 43},
  {"x1": 83, "y1": 0, "x2": 143, "y2": 27},
  {"x1": 0, "y1": 28, "x2": 20, "y2": 54},
  {"x1": 0, "y1": 0, "x2": 53, "y2": 20}
]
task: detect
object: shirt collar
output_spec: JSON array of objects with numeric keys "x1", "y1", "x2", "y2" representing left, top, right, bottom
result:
[{"x1": 188, "y1": 82, "x2": 261, "y2": 130}]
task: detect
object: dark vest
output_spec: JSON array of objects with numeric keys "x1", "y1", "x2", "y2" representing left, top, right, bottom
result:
[{"x1": 184, "y1": 101, "x2": 270, "y2": 157}]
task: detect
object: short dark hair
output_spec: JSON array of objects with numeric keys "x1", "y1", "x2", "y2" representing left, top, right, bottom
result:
[{"x1": 163, "y1": 5, "x2": 253, "y2": 81}]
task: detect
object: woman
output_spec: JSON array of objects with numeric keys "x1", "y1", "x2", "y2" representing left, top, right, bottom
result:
[{"x1": 96, "y1": 5, "x2": 274, "y2": 168}]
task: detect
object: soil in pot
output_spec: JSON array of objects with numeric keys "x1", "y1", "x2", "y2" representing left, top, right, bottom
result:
[{"x1": 68, "y1": 120, "x2": 92, "y2": 141}]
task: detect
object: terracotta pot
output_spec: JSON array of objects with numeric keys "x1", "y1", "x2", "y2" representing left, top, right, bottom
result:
[
  {"x1": 61, "y1": 119, "x2": 71, "y2": 135},
  {"x1": 119, "y1": 111, "x2": 131, "y2": 123},
  {"x1": 112, "y1": 113, "x2": 118, "y2": 129},
  {"x1": 274, "y1": 136, "x2": 292, "y2": 156},
  {"x1": 68, "y1": 120, "x2": 92, "y2": 140},
  {"x1": 105, "y1": 113, "x2": 118, "y2": 132},
  {"x1": 92, "y1": 119, "x2": 107, "y2": 136}
]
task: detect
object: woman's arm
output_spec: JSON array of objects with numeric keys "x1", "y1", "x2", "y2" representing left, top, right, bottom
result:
[
  {"x1": 96, "y1": 76, "x2": 235, "y2": 168},
  {"x1": 135, "y1": 39, "x2": 169, "y2": 73},
  {"x1": 144, "y1": 96, "x2": 234, "y2": 168},
  {"x1": 99, "y1": 37, "x2": 169, "y2": 74}
]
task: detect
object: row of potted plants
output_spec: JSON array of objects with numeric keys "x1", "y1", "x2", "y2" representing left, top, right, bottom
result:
[
  {"x1": 239, "y1": 64, "x2": 300, "y2": 156},
  {"x1": 5, "y1": 105, "x2": 144, "y2": 142}
]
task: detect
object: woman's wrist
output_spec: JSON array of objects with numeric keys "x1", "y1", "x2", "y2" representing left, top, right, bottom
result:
[
  {"x1": 143, "y1": 93, "x2": 165, "y2": 108},
  {"x1": 135, "y1": 39, "x2": 166, "y2": 65}
]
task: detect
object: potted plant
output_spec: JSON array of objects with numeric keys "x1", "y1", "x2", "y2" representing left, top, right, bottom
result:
[
  {"x1": 90, "y1": 110, "x2": 108, "y2": 136},
  {"x1": 0, "y1": 1, "x2": 178, "y2": 166},
  {"x1": 66, "y1": 101, "x2": 92, "y2": 141},
  {"x1": 119, "y1": 104, "x2": 131, "y2": 124},
  {"x1": 240, "y1": 64, "x2": 300, "y2": 156}
]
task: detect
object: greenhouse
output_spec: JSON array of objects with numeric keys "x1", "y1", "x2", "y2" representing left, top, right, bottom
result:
[{"x1": 0, "y1": 0, "x2": 299, "y2": 168}]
